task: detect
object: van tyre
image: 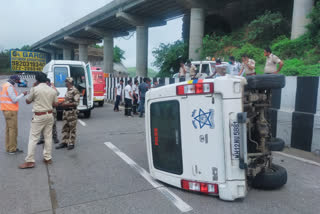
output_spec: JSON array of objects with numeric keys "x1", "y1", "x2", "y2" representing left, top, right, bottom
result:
[
  {"x1": 268, "y1": 138, "x2": 285, "y2": 151},
  {"x1": 246, "y1": 74, "x2": 285, "y2": 90},
  {"x1": 98, "y1": 100, "x2": 104, "y2": 107},
  {"x1": 84, "y1": 110, "x2": 91, "y2": 118},
  {"x1": 252, "y1": 164, "x2": 287, "y2": 190}
]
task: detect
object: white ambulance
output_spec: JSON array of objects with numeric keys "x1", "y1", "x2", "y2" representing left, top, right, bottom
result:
[
  {"x1": 145, "y1": 74, "x2": 287, "y2": 201},
  {"x1": 42, "y1": 60, "x2": 94, "y2": 119}
]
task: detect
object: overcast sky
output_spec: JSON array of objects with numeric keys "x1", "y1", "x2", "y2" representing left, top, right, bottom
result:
[{"x1": 0, "y1": 0, "x2": 182, "y2": 70}]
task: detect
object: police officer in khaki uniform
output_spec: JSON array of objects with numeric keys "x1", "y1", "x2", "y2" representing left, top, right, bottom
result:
[
  {"x1": 19, "y1": 72, "x2": 58, "y2": 169},
  {"x1": 56, "y1": 77, "x2": 80, "y2": 150}
]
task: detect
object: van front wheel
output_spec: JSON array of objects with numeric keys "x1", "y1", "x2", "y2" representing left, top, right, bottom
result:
[{"x1": 83, "y1": 110, "x2": 91, "y2": 118}]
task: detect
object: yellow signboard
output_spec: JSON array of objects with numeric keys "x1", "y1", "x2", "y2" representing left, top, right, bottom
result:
[{"x1": 10, "y1": 50, "x2": 46, "y2": 72}]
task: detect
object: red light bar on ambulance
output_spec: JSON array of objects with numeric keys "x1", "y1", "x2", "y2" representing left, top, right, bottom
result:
[
  {"x1": 181, "y1": 179, "x2": 218, "y2": 195},
  {"x1": 176, "y1": 80, "x2": 214, "y2": 96}
]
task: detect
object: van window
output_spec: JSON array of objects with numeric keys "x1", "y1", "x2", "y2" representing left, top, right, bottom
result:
[
  {"x1": 150, "y1": 100, "x2": 183, "y2": 175},
  {"x1": 201, "y1": 64, "x2": 210, "y2": 75},
  {"x1": 70, "y1": 66, "x2": 86, "y2": 94},
  {"x1": 54, "y1": 67, "x2": 68, "y2": 88}
]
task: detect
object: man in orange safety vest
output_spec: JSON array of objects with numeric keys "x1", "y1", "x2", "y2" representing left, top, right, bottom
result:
[{"x1": 0, "y1": 75, "x2": 27, "y2": 154}]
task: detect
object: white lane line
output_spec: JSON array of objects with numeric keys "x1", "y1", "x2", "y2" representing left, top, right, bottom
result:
[
  {"x1": 78, "y1": 119, "x2": 87, "y2": 127},
  {"x1": 104, "y1": 142, "x2": 193, "y2": 213},
  {"x1": 274, "y1": 152, "x2": 320, "y2": 167}
]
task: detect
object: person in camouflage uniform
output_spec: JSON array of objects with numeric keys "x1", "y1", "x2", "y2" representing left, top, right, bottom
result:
[
  {"x1": 38, "y1": 78, "x2": 59, "y2": 145},
  {"x1": 55, "y1": 77, "x2": 80, "y2": 150}
]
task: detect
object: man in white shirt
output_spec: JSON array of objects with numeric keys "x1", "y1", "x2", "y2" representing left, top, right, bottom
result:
[
  {"x1": 113, "y1": 79, "x2": 123, "y2": 112},
  {"x1": 228, "y1": 56, "x2": 241, "y2": 76},
  {"x1": 132, "y1": 80, "x2": 139, "y2": 115},
  {"x1": 124, "y1": 80, "x2": 133, "y2": 117}
]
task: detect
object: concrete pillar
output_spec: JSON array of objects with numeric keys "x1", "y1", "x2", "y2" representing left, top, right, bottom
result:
[
  {"x1": 63, "y1": 48, "x2": 72, "y2": 60},
  {"x1": 291, "y1": 0, "x2": 314, "y2": 39},
  {"x1": 50, "y1": 53, "x2": 55, "y2": 60},
  {"x1": 188, "y1": 8, "x2": 205, "y2": 60},
  {"x1": 103, "y1": 35, "x2": 114, "y2": 73},
  {"x1": 79, "y1": 44, "x2": 88, "y2": 63},
  {"x1": 136, "y1": 26, "x2": 148, "y2": 77}
]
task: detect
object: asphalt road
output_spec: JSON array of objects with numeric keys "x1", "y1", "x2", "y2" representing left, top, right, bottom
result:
[{"x1": 0, "y1": 77, "x2": 320, "y2": 214}]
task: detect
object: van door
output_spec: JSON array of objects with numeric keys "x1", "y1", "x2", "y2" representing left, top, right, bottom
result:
[
  {"x1": 85, "y1": 63, "x2": 94, "y2": 109},
  {"x1": 53, "y1": 65, "x2": 70, "y2": 101}
]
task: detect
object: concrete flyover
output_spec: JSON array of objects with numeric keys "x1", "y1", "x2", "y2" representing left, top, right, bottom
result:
[{"x1": 31, "y1": 0, "x2": 315, "y2": 76}]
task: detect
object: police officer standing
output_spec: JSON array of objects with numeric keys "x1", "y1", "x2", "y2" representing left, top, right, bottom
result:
[
  {"x1": 56, "y1": 77, "x2": 80, "y2": 150},
  {"x1": 19, "y1": 72, "x2": 58, "y2": 169}
]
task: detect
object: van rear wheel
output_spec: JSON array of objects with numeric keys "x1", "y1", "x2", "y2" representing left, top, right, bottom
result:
[
  {"x1": 246, "y1": 74, "x2": 285, "y2": 90},
  {"x1": 98, "y1": 100, "x2": 104, "y2": 107},
  {"x1": 83, "y1": 110, "x2": 91, "y2": 118},
  {"x1": 252, "y1": 164, "x2": 287, "y2": 190}
]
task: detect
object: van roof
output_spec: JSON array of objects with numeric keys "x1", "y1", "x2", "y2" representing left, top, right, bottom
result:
[{"x1": 48, "y1": 60, "x2": 86, "y2": 66}]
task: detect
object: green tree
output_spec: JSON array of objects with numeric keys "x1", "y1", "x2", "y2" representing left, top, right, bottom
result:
[
  {"x1": 152, "y1": 40, "x2": 188, "y2": 77},
  {"x1": 306, "y1": 1, "x2": 320, "y2": 46},
  {"x1": 113, "y1": 46, "x2": 125, "y2": 63},
  {"x1": 20, "y1": 45, "x2": 31, "y2": 51}
]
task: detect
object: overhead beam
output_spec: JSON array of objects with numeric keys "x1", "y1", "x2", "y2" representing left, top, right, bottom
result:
[
  {"x1": 64, "y1": 36, "x2": 101, "y2": 45},
  {"x1": 50, "y1": 42, "x2": 76, "y2": 49},
  {"x1": 84, "y1": 26, "x2": 129, "y2": 38},
  {"x1": 176, "y1": 0, "x2": 208, "y2": 8},
  {"x1": 116, "y1": 12, "x2": 166, "y2": 27}
]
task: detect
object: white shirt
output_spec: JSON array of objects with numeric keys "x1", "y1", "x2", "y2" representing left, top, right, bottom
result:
[
  {"x1": 7, "y1": 83, "x2": 24, "y2": 103},
  {"x1": 124, "y1": 84, "x2": 132, "y2": 99},
  {"x1": 132, "y1": 84, "x2": 138, "y2": 95},
  {"x1": 116, "y1": 83, "x2": 123, "y2": 96},
  {"x1": 228, "y1": 62, "x2": 241, "y2": 76}
]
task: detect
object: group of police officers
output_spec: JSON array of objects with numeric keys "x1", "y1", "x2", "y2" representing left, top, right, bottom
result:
[{"x1": 0, "y1": 73, "x2": 80, "y2": 169}]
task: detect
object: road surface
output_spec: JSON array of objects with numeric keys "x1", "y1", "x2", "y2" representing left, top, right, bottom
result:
[{"x1": 0, "y1": 77, "x2": 319, "y2": 214}]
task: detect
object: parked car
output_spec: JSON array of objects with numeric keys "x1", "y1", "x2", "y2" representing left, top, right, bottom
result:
[{"x1": 17, "y1": 79, "x2": 28, "y2": 87}]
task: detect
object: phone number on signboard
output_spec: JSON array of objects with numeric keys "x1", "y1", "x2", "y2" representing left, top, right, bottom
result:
[
  {"x1": 12, "y1": 66, "x2": 43, "y2": 72},
  {"x1": 12, "y1": 61, "x2": 46, "y2": 67}
]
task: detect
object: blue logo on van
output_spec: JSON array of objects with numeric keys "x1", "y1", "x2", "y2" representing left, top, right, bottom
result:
[{"x1": 192, "y1": 109, "x2": 214, "y2": 129}]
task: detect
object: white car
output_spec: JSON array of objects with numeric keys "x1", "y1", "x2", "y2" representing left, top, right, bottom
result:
[
  {"x1": 42, "y1": 60, "x2": 94, "y2": 119},
  {"x1": 145, "y1": 74, "x2": 287, "y2": 201},
  {"x1": 173, "y1": 61, "x2": 229, "y2": 78}
]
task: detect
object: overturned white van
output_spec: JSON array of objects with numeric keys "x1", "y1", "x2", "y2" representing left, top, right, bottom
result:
[{"x1": 42, "y1": 60, "x2": 94, "y2": 119}]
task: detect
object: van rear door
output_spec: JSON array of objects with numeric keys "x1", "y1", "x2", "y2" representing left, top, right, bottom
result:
[
  {"x1": 53, "y1": 65, "x2": 69, "y2": 102},
  {"x1": 85, "y1": 63, "x2": 94, "y2": 109}
]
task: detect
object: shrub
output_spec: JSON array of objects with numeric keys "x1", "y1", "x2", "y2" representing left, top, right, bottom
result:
[
  {"x1": 201, "y1": 34, "x2": 234, "y2": 59},
  {"x1": 231, "y1": 43, "x2": 265, "y2": 64},
  {"x1": 281, "y1": 58, "x2": 320, "y2": 76},
  {"x1": 271, "y1": 35, "x2": 313, "y2": 59},
  {"x1": 248, "y1": 11, "x2": 290, "y2": 46}
]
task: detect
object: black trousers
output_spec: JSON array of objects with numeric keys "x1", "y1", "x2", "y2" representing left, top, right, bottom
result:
[
  {"x1": 114, "y1": 95, "x2": 121, "y2": 111},
  {"x1": 132, "y1": 95, "x2": 138, "y2": 114},
  {"x1": 124, "y1": 98, "x2": 132, "y2": 116}
]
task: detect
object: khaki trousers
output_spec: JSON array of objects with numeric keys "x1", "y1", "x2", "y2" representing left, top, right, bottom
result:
[
  {"x1": 2, "y1": 111, "x2": 18, "y2": 152},
  {"x1": 25, "y1": 114, "x2": 54, "y2": 162}
]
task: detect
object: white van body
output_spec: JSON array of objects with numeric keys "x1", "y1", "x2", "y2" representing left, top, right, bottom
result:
[
  {"x1": 145, "y1": 76, "x2": 247, "y2": 201},
  {"x1": 42, "y1": 60, "x2": 94, "y2": 118}
]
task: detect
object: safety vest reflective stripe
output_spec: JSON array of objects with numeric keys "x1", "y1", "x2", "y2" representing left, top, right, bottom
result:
[{"x1": 0, "y1": 101, "x2": 14, "y2": 104}]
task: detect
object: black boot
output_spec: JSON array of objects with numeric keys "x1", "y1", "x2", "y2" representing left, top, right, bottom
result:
[
  {"x1": 56, "y1": 143, "x2": 67, "y2": 149},
  {"x1": 67, "y1": 145, "x2": 74, "y2": 150}
]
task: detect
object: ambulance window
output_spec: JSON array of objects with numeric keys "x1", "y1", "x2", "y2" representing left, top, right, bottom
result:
[
  {"x1": 150, "y1": 100, "x2": 183, "y2": 175},
  {"x1": 54, "y1": 67, "x2": 68, "y2": 88}
]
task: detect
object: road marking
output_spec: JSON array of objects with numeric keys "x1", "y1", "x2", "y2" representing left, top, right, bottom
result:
[
  {"x1": 274, "y1": 152, "x2": 320, "y2": 167},
  {"x1": 104, "y1": 142, "x2": 193, "y2": 213},
  {"x1": 78, "y1": 119, "x2": 87, "y2": 127}
]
